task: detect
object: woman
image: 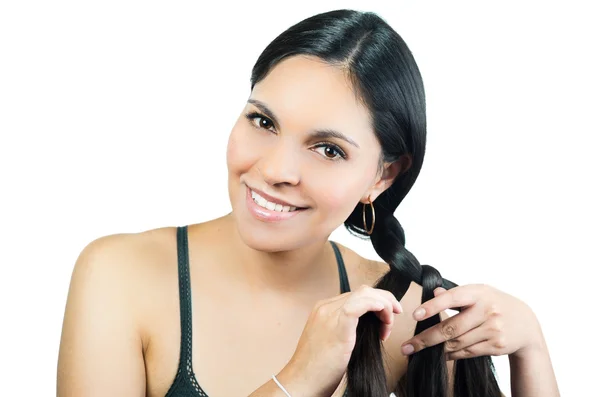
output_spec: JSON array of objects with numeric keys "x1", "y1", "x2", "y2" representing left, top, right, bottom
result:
[{"x1": 57, "y1": 9, "x2": 559, "y2": 397}]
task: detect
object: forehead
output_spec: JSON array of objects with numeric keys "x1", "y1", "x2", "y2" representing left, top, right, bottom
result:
[{"x1": 250, "y1": 55, "x2": 373, "y2": 137}]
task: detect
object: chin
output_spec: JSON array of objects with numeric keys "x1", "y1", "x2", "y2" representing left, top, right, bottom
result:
[{"x1": 234, "y1": 218, "x2": 300, "y2": 253}]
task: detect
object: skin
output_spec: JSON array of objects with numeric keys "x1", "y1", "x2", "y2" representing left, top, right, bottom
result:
[
  {"x1": 57, "y1": 55, "x2": 558, "y2": 397},
  {"x1": 57, "y1": 55, "x2": 418, "y2": 396}
]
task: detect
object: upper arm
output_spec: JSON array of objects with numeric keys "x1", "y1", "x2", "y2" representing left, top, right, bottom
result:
[{"x1": 57, "y1": 234, "x2": 146, "y2": 397}]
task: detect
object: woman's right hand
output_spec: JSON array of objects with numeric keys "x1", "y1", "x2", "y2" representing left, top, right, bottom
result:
[{"x1": 278, "y1": 285, "x2": 403, "y2": 397}]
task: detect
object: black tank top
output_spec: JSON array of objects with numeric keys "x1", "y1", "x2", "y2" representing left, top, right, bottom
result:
[{"x1": 164, "y1": 225, "x2": 351, "y2": 397}]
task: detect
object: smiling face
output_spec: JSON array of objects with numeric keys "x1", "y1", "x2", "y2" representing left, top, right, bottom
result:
[{"x1": 226, "y1": 55, "x2": 392, "y2": 252}]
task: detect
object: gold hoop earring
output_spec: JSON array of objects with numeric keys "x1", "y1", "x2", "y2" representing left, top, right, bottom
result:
[{"x1": 362, "y1": 197, "x2": 375, "y2": 235}]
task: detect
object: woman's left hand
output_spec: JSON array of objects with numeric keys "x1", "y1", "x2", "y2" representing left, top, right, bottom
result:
[{"x1": 400, "y1": 284, "x2": 545, "y2": 361}]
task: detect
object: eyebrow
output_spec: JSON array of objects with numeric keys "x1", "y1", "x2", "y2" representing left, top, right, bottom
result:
[{"x1": 247, "y1": 98, "x2": 360, "y2": 148}]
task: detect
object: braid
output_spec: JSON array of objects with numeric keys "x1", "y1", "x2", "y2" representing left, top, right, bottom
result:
[
  {"x1": 244, "y1": 6, "x2": 503, "y2": 395},
  {"x1": 346, "y1": 210, "x2": 501, "y2": 397}
]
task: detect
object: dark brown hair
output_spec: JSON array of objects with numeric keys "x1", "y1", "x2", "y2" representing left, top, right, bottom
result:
[{"x1": 250, "y1": 9, "x2": 502, "y2": 397}]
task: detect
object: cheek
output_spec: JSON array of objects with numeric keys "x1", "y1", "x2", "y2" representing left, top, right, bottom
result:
[
  {"x1": 226, "y1": 123, "x2": 257, "y2": 174},
  {"x1": 308, "y1": 167, "x2": 368, "y2": 213}
]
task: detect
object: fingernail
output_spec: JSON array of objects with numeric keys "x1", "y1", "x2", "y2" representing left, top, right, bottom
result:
[
  {"x1": 414, "y1": 308, "x2": 425, "y2": 320},
  {"x1": 402, "y1": 344, "x2": 414, "y2": 355}
]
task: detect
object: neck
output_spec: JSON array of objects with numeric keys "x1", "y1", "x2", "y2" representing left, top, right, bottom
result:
[{"x1": 221, "y1": 213, "x2": 338, "y2": 297}]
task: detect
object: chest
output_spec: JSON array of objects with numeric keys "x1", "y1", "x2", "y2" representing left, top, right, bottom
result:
[{"x1": 142, "y1": 287, "x2": 348, "y2": 397}]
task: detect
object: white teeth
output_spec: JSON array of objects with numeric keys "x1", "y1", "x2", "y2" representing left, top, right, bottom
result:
[{"x1": 250, "y1": 190, "x2": 298, "y2": 212}]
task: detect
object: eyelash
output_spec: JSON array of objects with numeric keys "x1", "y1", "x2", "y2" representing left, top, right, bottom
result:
[{"x1": 244, "y1": 111, "x2": 348, "y2": 160}]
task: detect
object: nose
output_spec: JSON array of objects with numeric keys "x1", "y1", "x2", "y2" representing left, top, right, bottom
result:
[{"x1": 256, "y1": 139, "x2": 300, "y2": 187}]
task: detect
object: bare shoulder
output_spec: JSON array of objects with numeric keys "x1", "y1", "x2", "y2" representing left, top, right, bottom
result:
[
  {"x1": 74, "y1": 227, "x2": 173, "y2": 269},
  {"x1": 67, "y1": 226, "x2": 177, "y2": 308},
  {"x1": 57, "y1": 226, "x2": 177, "y2": 396},
  {"x1": 72, "y1": 226, "x2": 183, "y2": 338}
]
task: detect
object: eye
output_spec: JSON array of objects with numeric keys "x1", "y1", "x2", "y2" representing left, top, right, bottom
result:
[
  {"x1": 312, "y1": 143, "x2": 347, "y2": 161},
  {"x1": 245, "y1": 111, "x2": 276, "y2": 132}
]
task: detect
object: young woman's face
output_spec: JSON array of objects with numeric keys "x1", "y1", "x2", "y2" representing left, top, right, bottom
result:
[{"x1": 227, "y1": 55, "x2": 386, "y2": 252}]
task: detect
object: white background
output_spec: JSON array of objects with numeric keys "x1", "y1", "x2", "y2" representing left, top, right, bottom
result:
[{"x1": 1, "y1": 1, "x2": 598, "y2": 395}]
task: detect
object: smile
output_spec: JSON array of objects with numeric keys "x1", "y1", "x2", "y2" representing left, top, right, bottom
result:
[
  {"x1": 245, "y1": 185, "x2": 307, "y2": 223},
  {"x1": 250, "y1": 189, "x2": 299, "y2": 212}
]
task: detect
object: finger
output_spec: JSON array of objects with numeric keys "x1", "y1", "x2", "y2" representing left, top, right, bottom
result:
[
  {"x1": 352, "y1": 286, "x2": 403, "y2": 341},
  {"x1": 324, "y1": 286, "x2": 402, "y2": 341},
  {"x1": 362, "y1": 295, "x2": 396, "y2": 340},
  {"x1": 368, "y1": 287, "x2": 403, "y2": 314},
  {"x1": 353, "y1": 285, "x2": 403, "y2": 314},
  {"x1": 412, "y1": 284, "x2": 482, "y2": 321},
  {"x1": 340, "y1": 295, "x2": 393, "y2": 336},
  {"x1": 434, "y1": 287, "x2": 446, "y2": 297},
  {"x1": 445, "y1": 339, "x2": 492, "y2": 361},
  {"x1": 342, "y1": 293, "x2": 398, "y2": 341},
  {"x1": 443, "y1": 323, "x2": 488, "y2": 354},
  {"x1": 446, "y1": 319, "x2": 510, "y2": 360},
  {"x1": 373, "y1": 300, "x2": 396, "y2": 341},
  {"x1": 401, "y1": 306, "x2": 484, "y2": 355},
  {"x1": 340, "y1": 296, "x2": 386, "y2": 318}
]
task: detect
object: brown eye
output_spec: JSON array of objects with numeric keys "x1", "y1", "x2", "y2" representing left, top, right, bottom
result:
[
  {"x1": 245, "y1": 112, "x2": 275, "y2": 132},
  {"x1": 255, "y1": 117, "x2": 273, "y2": 130},
  {"x1": 313, "y1": 144, "x2": 347, "y2": 161},
  {"x1": 324, "y1": 147, "x2": 337, "y2": 158}
]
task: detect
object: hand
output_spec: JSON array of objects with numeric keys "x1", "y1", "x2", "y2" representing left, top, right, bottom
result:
[
  {"x1": 400, "y1": 284, "x2": 544, "y2": 361},
  {"x1": 283, "y1": 285, "x2": 403, "y2": 397}
]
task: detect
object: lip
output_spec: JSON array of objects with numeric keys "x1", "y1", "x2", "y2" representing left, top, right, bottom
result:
[
  {"x1": 245, "y1": 185, "x2": 306, "y2": 223},
  {"x1": 247, "y1": 186, "x2": 305, "y2": 208}
]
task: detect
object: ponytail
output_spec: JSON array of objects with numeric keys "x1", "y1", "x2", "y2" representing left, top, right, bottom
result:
[{"x1": 346, "y1": 211, "x2": 502, "y2": 397}]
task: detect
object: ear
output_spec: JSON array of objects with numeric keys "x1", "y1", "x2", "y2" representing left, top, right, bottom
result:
[{"x1": 361, "y1": 154, "x2": 412, "y2": 203}]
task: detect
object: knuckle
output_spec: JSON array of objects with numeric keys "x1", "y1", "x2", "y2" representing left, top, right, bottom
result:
[
  {"x1": 488, "y1": 317, "x2": 503, "y2": 333},
  {"x1": 378, "y1": 296, "x2": 391, "y2": 308},
  {"x1": 493, "y1": 337, "x2": 507, "y2": 351},
  {"x1": 358, "y1": 284, "x2": 371, "y2": 292},
  {"x1": 315, "y1": 304, "x2": 329, "y2": 318},
  {"x1": 413, "y1": 338, "x2": 427, "y2": 350},
  {"x1": 445, "y1": 338, "x2": 460, "y2": 351},
  {"x1": 340, "y1": 304, "x2": 353, "y2": 317},
  {"x1": 486, "y1": 303, "x2": 502, "y2": 317},
  {"x1": 440, "y1": 324, "x2": 457, "y2": 340},
  {"x1": 462, "y1": 347, "x2": 475, "y2": 358},
  {"x1": 384, "y1": 290, "x2": 397, "y2": 301}
]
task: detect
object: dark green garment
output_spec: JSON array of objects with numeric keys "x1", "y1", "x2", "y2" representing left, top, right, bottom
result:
[{"x1": 165, "y1": 225, "x2": 351, "y2": 397}]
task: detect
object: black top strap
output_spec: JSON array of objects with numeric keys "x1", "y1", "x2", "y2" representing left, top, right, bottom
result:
[
  {"x1": 176, "y1": 225, "x2": 194, "y2": 372},
  {"x1": 174, "y1": 230, "x2": 349, "y2": 375},
  {"x1": 330, "y1": 241, "x2": 351, "y2": 294}
]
